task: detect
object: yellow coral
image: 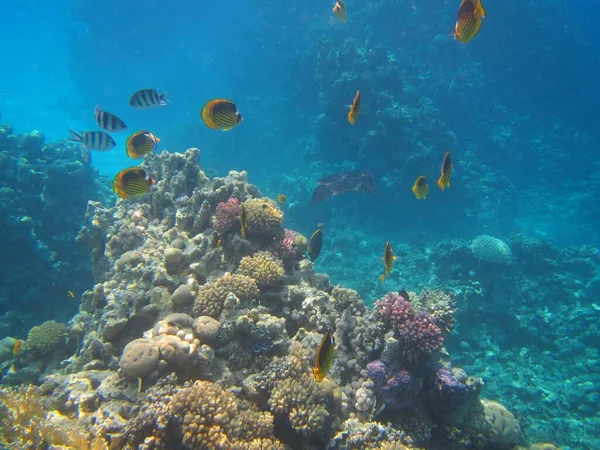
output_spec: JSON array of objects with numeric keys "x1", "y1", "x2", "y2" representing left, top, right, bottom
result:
[
  {"x1": 242, "y1": 198, "x2": 284, "y2": 242},
  {"x1": 238, "y1": 251, "x2": 285, "y2": 288},
  {"x1": 193, "y1": 273, "x2": 259, "y2": 317}
]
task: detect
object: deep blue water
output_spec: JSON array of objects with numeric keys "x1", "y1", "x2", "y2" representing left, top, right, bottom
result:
[{"x1": 1, "y1": 0, "x2": 599, "y2": 448}]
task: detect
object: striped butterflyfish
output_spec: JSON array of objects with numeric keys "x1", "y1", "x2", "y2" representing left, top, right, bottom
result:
[
  {"x1": 201, "y1": 99, "x2": 243, "y2": 131},
  {"x1": 126, "y1": 130, "x2": 160, "y2": 159},
  {"x1": 112, "y1": 167, "x2": 156, "y2": 199},
  {"x1": 129, "y1": 89, "x2": 169, "y2": 108},
  {"x1": 348, "y1": 90, "x2": 360, "y2": 125},
  {"x1": 437, "y1": 151, "x2": 452, "y2": 191},
  {"x1": 313, "y1": 332, "x2": 335, "y2": 382},
  {"x1": 383, "y1": 241, "x2": 396, "y2": 278},
  {"x1": 68, "y1": 129, "x2": 116, "y2": 151},
  {"x1": 412, "y1": 175, "x2": 429, "y2": 200},
  {"x1": 94, "y1": 106, "x2": 127, "y2": 132},
  {"x1": 454, "y1": 0, "x2": 486, "y2": 44}
]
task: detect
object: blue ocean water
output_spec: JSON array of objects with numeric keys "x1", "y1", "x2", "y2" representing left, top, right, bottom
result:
[{"x1": 1, "y1": 0, "x2": 599, "y2": 448}]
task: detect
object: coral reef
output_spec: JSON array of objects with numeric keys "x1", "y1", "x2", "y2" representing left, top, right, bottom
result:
[{"x1": 238, "y1": 251, "x2": 285, "y2": 288}]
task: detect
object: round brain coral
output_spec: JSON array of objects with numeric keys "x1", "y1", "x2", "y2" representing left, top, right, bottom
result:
[
  {"x1": 482, "y1": 400, "x2": 522, "y2": 450},
  {"x1": 193, "y1": 273, "x2": 259, "y2": 318},
  {"x1": 469, "y1": 235, "x2": 513, "y2": 265},
  {"x1": 238, "y1": 251, "x2": 285, "y2": 288},
  {"x1": 242, "y1": 198, "x2": 284, "y2": 243}
]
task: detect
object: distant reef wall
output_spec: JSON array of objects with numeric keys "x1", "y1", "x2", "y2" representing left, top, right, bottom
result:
[{"x1": 0, "y1": 124, "x2": 108, "y2": 335}]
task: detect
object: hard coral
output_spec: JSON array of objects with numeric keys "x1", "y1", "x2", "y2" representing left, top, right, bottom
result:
[
  {"x1": 482, "y1": 400, "x2": 522, "y2": 450},
  {"x1": 24, "y1": 320, "x2": 69, "y2": 356},
  {"x1": 213, "y1": 197, "x2": 240, "y2": 236},
  {"x1": 239, "y1": 251, "x2": 285, "y2": 289},
  {"x1": 469, "y1": 235, "x2": 513, "y2": 265},
  {"x1": 407, "y1": 288, "x2": 456, "y2": 335},
  {"x1": 242, "y1": 197, "x2": 284, "y2": 243},
  {"x1": 274, "y1": 228, "x2": 299, "y2": 262},
  {"x1": 193, "y1": 273, "x2": 259, "y2": 318},
  {"x1": 376, "y1": 293, "x2": 443, "y2": 364}
]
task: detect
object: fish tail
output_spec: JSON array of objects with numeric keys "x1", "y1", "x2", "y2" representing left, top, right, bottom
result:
[
  {"x1": 160, "y1": 91, "x2": 169, "y2": 105},
  {"x1": 67, "y1": 129, "x2": 82, "y2": 143}
]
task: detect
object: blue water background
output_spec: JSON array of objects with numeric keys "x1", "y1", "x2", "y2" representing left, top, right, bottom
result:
[{"x1": 2, "y1": 0, "x2": 600, "y2": 447}]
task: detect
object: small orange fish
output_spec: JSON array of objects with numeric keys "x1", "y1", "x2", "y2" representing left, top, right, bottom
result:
[
  {"x1": 216, "y1": 239, "x2": 223, "y2": 250},
  {"x1": 412, "y1": 176, "x2": 429, "y2": 200},
  {"x1": 277, "y1": 193, "x2": 286, "y2": 204},
  {"x1": 67, "y1": 290, "x2": 75, "y2": 298},
  {"x1": 437, "y1": 151, "x2": 452, "y2": 191},
  {"x1": 348, "y1": 91, "x2": 360, "y2": 125},
  {"x1": 454, "y1": 0, "x2": 486, "y2": 44},
  {"x1": 12, "y1": 339, "x2": 22, "y2": 356},
  {"x1": 332, "y1": 0, "x2": 347, "y2": 23},
  {"x1": 379, "y1": 274, "x2": 385, "y2": 283}
]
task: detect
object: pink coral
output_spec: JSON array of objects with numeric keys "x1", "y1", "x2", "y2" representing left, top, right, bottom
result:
[
  {"x1": 376, "y1": 292, "x2": 443, "y2": 363},
  {"x1": 214, "y1": 198, "x2": 240, "y2": 236},
  {"x1": 274, "y1": 229, "x2": 297, "y2": 261}
]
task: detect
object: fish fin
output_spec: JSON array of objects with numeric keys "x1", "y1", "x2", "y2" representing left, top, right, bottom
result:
[
  {"x1": 94, "y1": 105, "x2": 100, "y2": 113},
  {"x1": 67, "y1": 129, "x2": 82, "y2": 143},
  {"x1": 477, "y1": 2, "x2": 487, "y2": 18},
  {"x1": 160, "y1": 92, "x2": 170, "y2": 105},
  {"x1": 222, "y1": 127, "x2": 232, "y2": 131}
]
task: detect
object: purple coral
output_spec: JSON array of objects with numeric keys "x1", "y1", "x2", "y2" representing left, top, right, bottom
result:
[
  {"x1": 376, "y1": 292, "x2": 443, "y2": 363},
  {"x1": 366, "y1": 360, "x2": 422, "y2": 411},
  {"x1": 213, "y1": 197, "x2": 240, "y2": 236},
  {"x1": 274, "y1": 229, "x2": 297, "y2": 261}
]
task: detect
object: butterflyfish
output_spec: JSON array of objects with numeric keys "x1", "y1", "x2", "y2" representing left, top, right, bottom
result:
[
  {"x1": 126, "y1": 130, "x2": 160, "y2": 159},
  {"x1": 348, "y1": 90, "x2": 360, "y2": 125},
  {"x1": 313, "y1": 332, "x2": 335, "y2": 382},
  {"x1": 201, "y1": 99, "x2": 243, "y2": 131},
  {"x1": 412, "y1": 175, "x2": 429, "y2": 199},
  {"x1": 240, "y1": 203, "x2": 248, "y2": 238},
  {"x1": 112, "y1": 167, "x2": 156, "y2": 199},
  {"x1": 454, "y1": 0, "x2": 486, "y2": 44},
  {"x1": 437, "y1": 151, "x2": 452, "y2": 191}
]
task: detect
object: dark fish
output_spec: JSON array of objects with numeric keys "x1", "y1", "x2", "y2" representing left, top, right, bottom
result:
[
  {"x1": 412, "y1": 175, "x2": 429, "y2": 200},
  {"x1": 311, "y1": 171, "x2": 375, "y2": 205},
  {"x1": 398, "y1": 289, "x2": 410, "y2": 300},
  {"x1": 112, "y1": 167, "x2": 156, "y2": 199},
  {"x1": 348, "y1": 90, "x2": 360, "y2": 125},
  {"x1": 437, "y1": 151, "x2": 452, "y2": 191},
  {"x1": 126, "y1": 130, "x2": 160, "y2": 159},
  {"x1": 307, "y1": 223, "x2": 324, "y2": 261},
  {"x1": 129, "y1": 89, "x2": 169, "y2": 108},
  {"x1": 383, "y1": 241, "x2": 396, "y2": 278},
  {"x1": 68, "y1": 129, "x2": 116, "y2": 151},
  {"x1": 94, "y1": 106, "x2": 127, "y2": 132},
  {"x1": 313, "y1": 332, "x2": 335, "y2": 382},
  {"x1": 454, "y1": 0, "x2": 486, "y2": 44},
  {"x1": 201, "y1": 99, "x2": 243, "y2": 131},
  {"x1": 240, "y1": 203, "x2": 248, "y2": 238}
]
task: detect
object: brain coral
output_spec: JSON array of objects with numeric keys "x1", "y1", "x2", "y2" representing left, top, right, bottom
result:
[
  {"x1": 24, "y1": 320, "x2": 68, "y2": 356},
  {"x1": 469, "y1": 235, "x2": 513, "y2": 265},
  {"x1": 119, "y1": 338, "x2": 160, "y2": 378},
  {"x1": 482, "y1": 400, "x2": 521, "y2": 449},
  {"x1": 242, "y1": 198, "x2": 284, "y2": 242},
  {"x1": 193, "y1": 273, "x2": 259, "y2": 318},
  {"x1": 238, "y1": 251, "x2": 285, "y2": 288},
  {"x1": 171, "y1": 380, "x2": 279, "y2": 449}
]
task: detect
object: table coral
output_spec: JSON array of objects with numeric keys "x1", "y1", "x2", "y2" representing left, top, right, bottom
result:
[{"x1": 238, "y1": 251, "x2": 285, "y2": 288}]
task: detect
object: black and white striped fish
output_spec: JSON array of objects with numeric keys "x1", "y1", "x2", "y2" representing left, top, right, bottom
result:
[
  {"x1": 129, "y1": 89, "x2": 169, "y2": 109},
  {"x1": 94, "y1": 106, "x2": 127, "y2": 132},
  {"x1": 67, "y1": 129, "x2": 116, "y2": 151}
]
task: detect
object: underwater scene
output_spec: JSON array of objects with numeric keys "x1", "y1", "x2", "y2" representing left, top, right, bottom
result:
[{"x1": 0, "y1": 0, "x2": 598, "y2": 449}]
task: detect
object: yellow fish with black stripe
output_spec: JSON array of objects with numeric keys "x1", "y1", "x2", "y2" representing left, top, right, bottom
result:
[
  {"x1": 454, "y1": 0, "x2": 486, "y2": 44},
  {"x1": 313, "y1": 332, "x2": 335, "y2": 382},
  {"x1": 113, "y1": 167, "x2": 156, "y2": 199},
  {"x1": 201, "y1": 99, "x2": 243, "y2": 131},
  {"x1": 126, "y1": 130, "x2": 160, "y2": 159}
]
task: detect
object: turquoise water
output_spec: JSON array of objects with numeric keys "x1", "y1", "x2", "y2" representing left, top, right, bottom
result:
[{"x1": 1, "y1": 1, "x2": 599, "y2": 448}]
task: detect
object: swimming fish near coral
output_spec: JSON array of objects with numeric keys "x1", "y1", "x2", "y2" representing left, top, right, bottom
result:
[
  {"x1": 68, "y1": 129, "x2": 116, "y2": 151},
  {"x1": 129, "y1": 89, "x2": 169, "y2": 108},
  {"x1": 240, "y1": 203, "x2": 248, "y2": 238},
  {"x1": 201, "y1": 99, "x2": 243, "y2": 131},
  {"x1": 307, "y1": 223, "x2": 324, "y2": 261},
  {"x1": 94, "y1": 106, "x2": 127, "y2": 132},
  {"x1": 112, "y1": 167, "x2": 156, "y2": 199},
  {"x1": 277, "y1": 193, "x2": 286, "y2": 204},
  {"x1": 216, "y1": 239, "x2": 223, "y2": 250},
  {"x1": 437, "y1": 151, "x2": 452, "y2": 191},
  {"x1": 313, "y1": 332, "x2": 335, "y2": 382},
  {"x1": 454, "y1": 0, "x2": 486, "y2": 44},
  {"x1": 348, "y1": 90, "x2": 360, "y2": 125},
  {"x1": 12, "y1": 339, "x2": 22, "y2": 356},
  {"x1": 412, "y1": 175, "x2": 429, "y2": 200},
  {"x1": 126, "y1": 130, "x2": 160, "y2": 159},
  {"x1": 332, "y1": 0, "x2": 347, "y2": 23},
  {"x1": 382, "y1": 241, "x2": 397, "y2": 279},
  {"x1": 67, "y1": 290, "x2": 75, "y2": 298}
]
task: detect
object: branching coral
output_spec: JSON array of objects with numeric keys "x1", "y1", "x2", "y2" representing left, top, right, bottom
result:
[
  {"x1": 406, "y1": 288, "x2": 456, "y2": 335},
  {"x1": 273, "y1": 228, "x2": 298, "y2": 262},
  {"x1": 213, "y1": 197, "x2": 240, "y2": 236},
  {"x1": 376, "y1": 292, "x2": 443, "y2": 363},
  {"x1": 193, "y1": 273, "x2": 259, "y2": 317},
  {"x1": 242, "y1": 198, "x2": 284, "y2": 243},
  {"x1": 238, "y1": 251, "x2": 285, "y2": 288}
]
